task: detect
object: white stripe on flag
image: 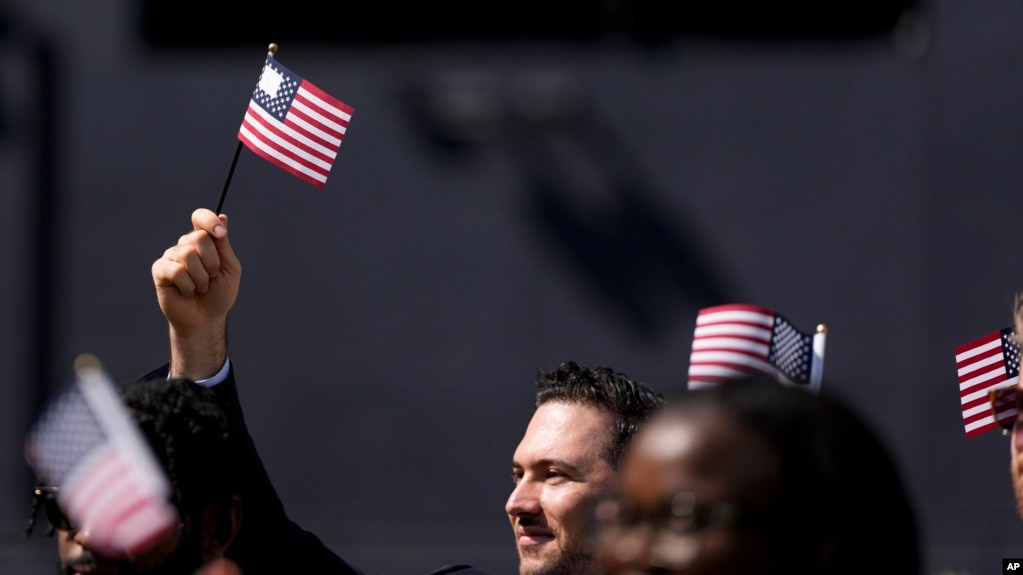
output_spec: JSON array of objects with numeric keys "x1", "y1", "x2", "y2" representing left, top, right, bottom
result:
[
  {"x1": 955, "y1": 337, "x2": 1001, "y2": 363},
  {"x1": 958, "y1": 352, "x2": 1004, "y2": 377},
  {"x1": 301, "y1": 87, "x2": 352, "y2": 123},
  {"x1": 959, "y1": 367, "x2": 1006, "y2": 392},
  {"x1": 292, "y1": 96, "x2": 346, "y2": 143},
  {"x1": 691, "y1": 336, "x2": 770, "y2": 355},
  {"x1": 247, "y1": 102, "x2": 337, "y2": 161},
  {"x1": 696, "y1": 309, "x2": 774, "y2": 327},
  {"x1": 239, "y1": 123, "x2": 329, "y2": 184},
  {"x1": 693, "y1": 323, "x2": 772, "y2": 340}
]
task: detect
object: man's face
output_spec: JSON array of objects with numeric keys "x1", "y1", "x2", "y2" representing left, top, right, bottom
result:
[
  {"x1": 506, "y1": 401, "x2": 617, "y2": 575},
  {"x1": 596, "y1": 409, "x2": 781, "y2": 575},
  {"x1": 57, "y1": 517, "x2": 202, "y2": 575}
]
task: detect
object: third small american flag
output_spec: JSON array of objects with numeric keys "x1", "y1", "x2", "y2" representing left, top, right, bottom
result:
[
  {"x1": 23, "y1": 362, "x2": 177, "y2": 556},
  {"x1": 955, "y1": 327, "x2": 1021, "y2": 438},
  {"x1": 687, "y1": 303, "x2": 826, "y2": 392}
]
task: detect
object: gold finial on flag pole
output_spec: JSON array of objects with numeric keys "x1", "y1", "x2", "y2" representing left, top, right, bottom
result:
[
  {"x1": 816, "y1": 324, "x2": 828, "y2": 334},
  {"x1": 268, "y1": 42, "x2": 278, "y2": 55}
]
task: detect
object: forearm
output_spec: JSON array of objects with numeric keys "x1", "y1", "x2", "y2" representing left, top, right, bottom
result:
[{"x1": 168, "y1": 320, "x2": 228, "y2": 380}]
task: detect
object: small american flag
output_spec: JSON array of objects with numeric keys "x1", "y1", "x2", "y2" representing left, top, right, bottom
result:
[
  {"x1": 238, "y1": 54, "x2": 354, "y2": 188},
  {"x1": 687, "y1": 303, "x2": 825, "y2": 392},
  {"x1": 955, "y1": 327, "x2": 1021, "y2": 438},
  {"x1": 23, "y1": 362, "x2": 177, "y2": 556}
]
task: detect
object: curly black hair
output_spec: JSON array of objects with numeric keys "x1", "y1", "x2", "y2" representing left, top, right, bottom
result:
[
  {"x1": 117, "y1": 377, "x2": 243, "y2": 517},
  {"x1": 25, "y1": 376, "x2": 242, "y2": 540},
  {"x1": 535, "y1": 360, "x2": 664, "y2": 468}
]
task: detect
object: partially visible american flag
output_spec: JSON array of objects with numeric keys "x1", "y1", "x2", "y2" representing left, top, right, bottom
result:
[
  {"x1": 23, "y1": 359, "x2": 177, "y2": 557},
  {"x1": 687, "y1": 303, "x2": 826, "y2": 392},
  {"x1": 955, "y1": 327, "x2": 1021, "y2": 438},
  {"x1": 238, "y1": 54, "x2": 354, "y2": 188}
]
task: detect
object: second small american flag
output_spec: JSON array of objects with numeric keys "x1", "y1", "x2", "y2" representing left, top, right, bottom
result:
[{"x1": 687, "y1": 303, "x2": 823, "y2": 391}]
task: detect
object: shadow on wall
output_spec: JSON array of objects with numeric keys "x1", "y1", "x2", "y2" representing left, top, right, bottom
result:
[{"x1": 398, "y1": 71, "x2": 739, "y2": 341}]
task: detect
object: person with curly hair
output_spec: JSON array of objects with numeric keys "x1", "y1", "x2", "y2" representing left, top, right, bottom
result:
[{"x1": 26, "y1": 376, "x2": 245, "y2": 575}]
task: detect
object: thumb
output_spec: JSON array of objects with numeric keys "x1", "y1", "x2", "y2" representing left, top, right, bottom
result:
[{"x1": 211, "y1": 214, "x2": 241, "y2": 278}]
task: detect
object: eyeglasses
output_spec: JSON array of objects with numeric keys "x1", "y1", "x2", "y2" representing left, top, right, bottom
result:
[
  {"x1": 28, "y1": 486, "x2": 74, "y2": 534},
  {"x1": 988, "y1": 384, "x2": 1021, "y2": 435},
  {"x1": 594, "y1": 492, "x2": 775, "y2": 570},
  {"x1": 595, "y1": 491, "x2": 766, "y2": 536}
]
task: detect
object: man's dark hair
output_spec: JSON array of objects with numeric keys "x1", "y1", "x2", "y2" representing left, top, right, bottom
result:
[
  {"x1": 535, "y1": 361, "x2": 664, "y2": 467},
  {"x1": 664, "y1": 376, "x2": 921, "y2": 575},
  {"x1": 118, "y1": 377, "x2": 242, "y2": 517}
]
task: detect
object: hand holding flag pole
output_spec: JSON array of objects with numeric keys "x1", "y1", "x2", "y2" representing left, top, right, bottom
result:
[{"x1": 216, "y1": 42, "x2": 355, "y2": 213}]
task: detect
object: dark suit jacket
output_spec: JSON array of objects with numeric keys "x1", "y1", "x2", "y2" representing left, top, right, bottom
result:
[
  {"x1": 141, "y1": 364, "x2": 492, "y2": 575},
  {"x1": 140, "y1": 364, "x2": 364, "y2": 575}
]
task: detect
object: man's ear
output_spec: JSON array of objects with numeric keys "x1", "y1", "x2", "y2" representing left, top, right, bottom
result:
[{"x1": 201, "y1": 495, "x2": 243, "y2": 560}]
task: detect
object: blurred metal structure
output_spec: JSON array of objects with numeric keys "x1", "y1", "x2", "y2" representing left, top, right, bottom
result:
[{"x1": 140, "y1": 0, "x2": 922, "y2": 47}]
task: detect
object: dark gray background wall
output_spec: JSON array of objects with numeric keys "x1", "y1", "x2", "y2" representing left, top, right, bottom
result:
[{"x1": 3, "y1": 1, "x2": 1023, "y2": 574}]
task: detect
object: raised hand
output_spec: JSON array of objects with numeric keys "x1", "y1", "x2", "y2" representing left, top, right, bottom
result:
[{"x1": 151, "y1": 208, "x2": 242, "y2": 379}]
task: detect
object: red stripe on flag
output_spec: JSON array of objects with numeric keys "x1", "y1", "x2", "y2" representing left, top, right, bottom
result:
[
  {"x1": 956, "y1": 345, "x2": 1004, "y2": 372},
  {"x1": 696, "y1": 303, "x2": 776, "y2": 318},
  {"x1": 960, "y1": 370, "x2": 1006, "y2": 398},
  {"x1": 692, "y1": 334, "x2": 772, "y2": 348},
  {"x1": 292, "y1": 93, "x2": 347, "y2": 143},
  {"x1": 690, "y1": 347, "x2": 769, "y2": 363},
  {"x1": 966, "y1": 421, "x2": 997, "y2": 438},
  {"x1": 239, "y1": 130, "x2": 327, "y2": 188},
  {"x1": 954, "y1": 331, "x2": 1001, "y2": 357},
  {"x1": 244, "y1": 109, "x2": 334, "y2": 167},
  {"x1": 300, "y1": 80, "x2": 355, "y2": 117}
]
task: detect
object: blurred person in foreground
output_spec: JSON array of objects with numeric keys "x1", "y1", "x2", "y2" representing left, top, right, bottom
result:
[
  {"x1": 595, "y1": 376, "x2": 921, "y2": 575},
  {"x1": 26, "y1": 377, "x2": 246, "y2": 575},
  {"x1": 153, "y1": 208, "x2": 666, "y2": 575}
]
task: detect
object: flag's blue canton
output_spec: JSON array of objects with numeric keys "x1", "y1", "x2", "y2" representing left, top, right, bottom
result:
[
  {"x1": 251, "y1": 58, "x2": 300, "y2": 122},
  {"x1": 29, "y1": 385, "x2": 107, "y2": 486},
  {"x1": 1001, "y1": 327, "x2": 1021, "y2": 379},
  {"x1": 769, "y1": 315, "x2": 812, "y2": 385}
]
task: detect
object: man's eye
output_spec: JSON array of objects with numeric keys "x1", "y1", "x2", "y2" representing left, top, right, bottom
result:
[{"x1": 511, "y1": 472, "x2": 523, "y2": 484}]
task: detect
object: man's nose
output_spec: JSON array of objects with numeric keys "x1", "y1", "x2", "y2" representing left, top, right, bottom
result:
[{"x1": 506, "y1": 480, "x2": 542, "y2": 516}]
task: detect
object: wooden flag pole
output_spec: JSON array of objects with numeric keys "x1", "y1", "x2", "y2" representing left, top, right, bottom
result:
[{"x1": 216, "y1": 42, "x2": 279, "y2": 214}]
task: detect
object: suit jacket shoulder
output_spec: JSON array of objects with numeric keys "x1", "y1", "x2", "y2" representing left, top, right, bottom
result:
[
  {"x1": 139, "y1": 362, "x2": 366, "y2": 575},
  {"x1": 422, "y1": 565, "x2": 492, "y2": 575}
]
